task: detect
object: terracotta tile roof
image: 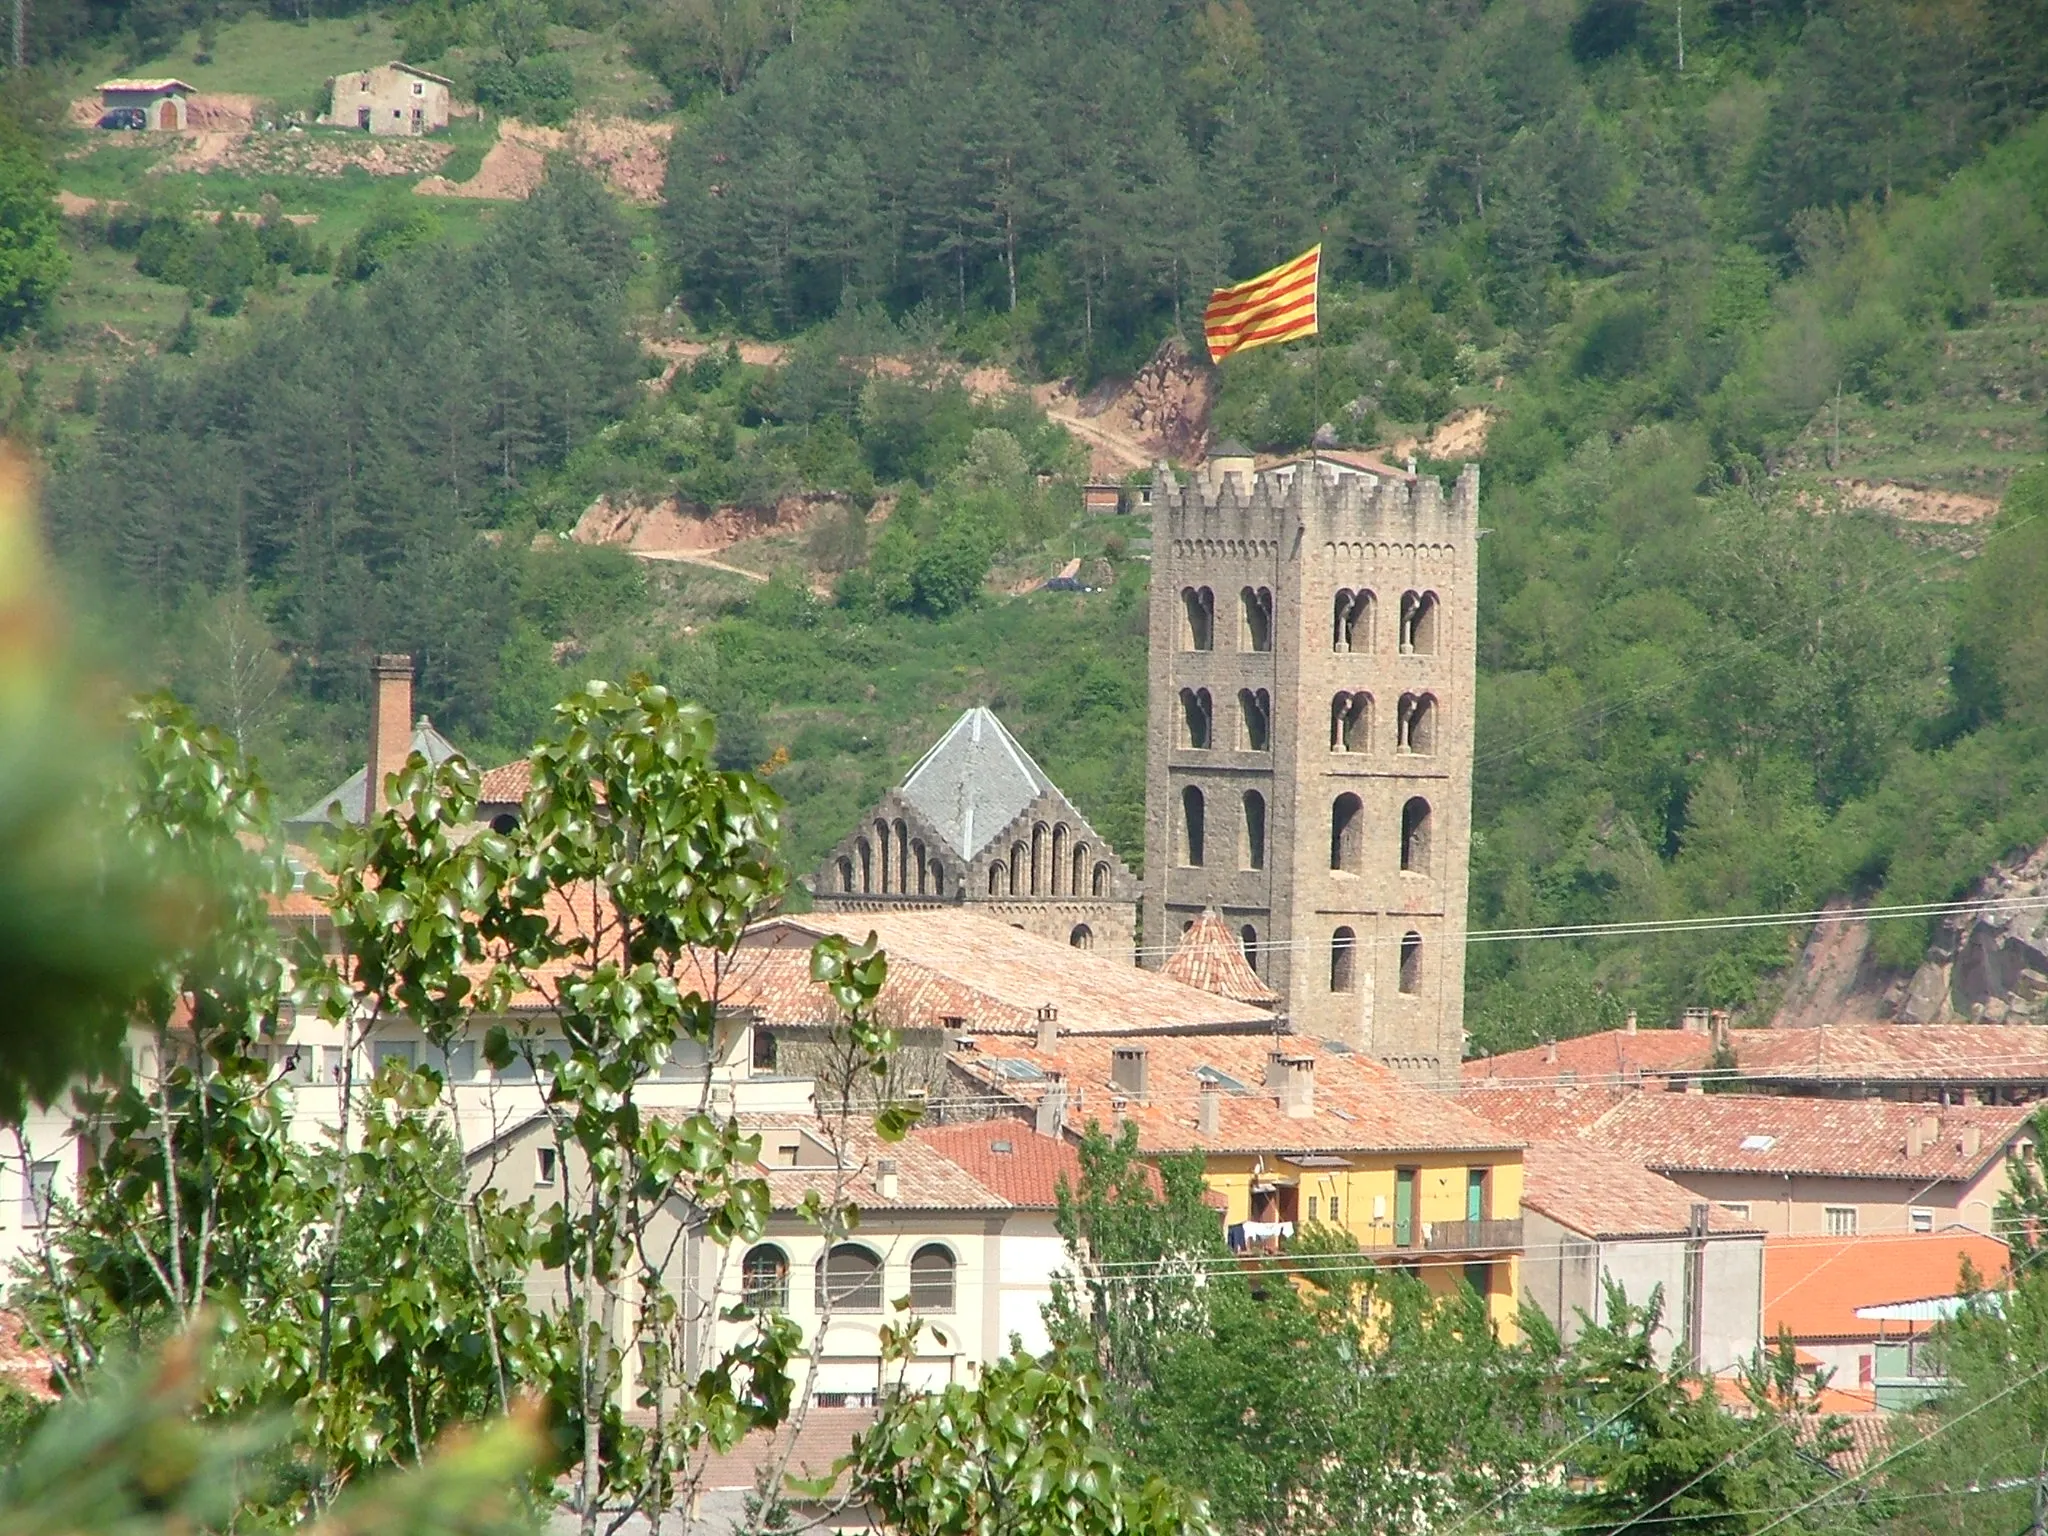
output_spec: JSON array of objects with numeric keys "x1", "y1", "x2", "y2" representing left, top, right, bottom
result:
[
  {"x1": 1521, "y1": 1140, "x2": 1762, "y2": 1239},
  {"x1": 1732, "y1": 1025, "x2": 2048, "y2": 1083},
  {"x1": 1455, "y1": 1084, "x2": 1642, "y2": 1141},
  {"x1": 725, "y1": 1114, "x2": 1016, "y2": 1212},
  {"x1": 1162, "y1": 909, "x2": 1280, "y2": 1007},
  {"x1": 1463, "y1": 1024, "x2": 2048, "y2": 1089},
  {"x1": 1582, "y1": 1093, "x2": 2036, "y2": 1182},
  {"x1": 955, "y1": 1032, "x2": 1521, "y2": 1157},
  {"x1": 914, "y1": 1120, "x2": 1087, "y2": 1208},
  {"x1": 98, "y1": 76, "x2": 194, "y2": 91},
  {"x1": 476, "y1": 758, "x2": 531, "y2": 804},
  {"x1": 734, "y1": 912, "x2": 1275, "y2": 1037},
  {"x1": 1461, "y1": 1029, "x2": 1714, "y2": 1088},
  {"x1": 1765, "y1": 1232, "x2": 2011, "y2": 1340}
]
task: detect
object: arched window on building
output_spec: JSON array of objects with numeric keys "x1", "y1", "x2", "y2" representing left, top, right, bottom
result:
[
  {"x1": 1399, "y1": 591, "x2": 1439, "y2": 655},
  {"x1": 912, "y1": 839, "x2": 928, "y2": 894},
  {"x1": 1401, "y1": 796, "x2": 1432, "y2": 873},
  {"x1": 1071, "y1": 842, "x2": 1090, "y2": 896},
  {"x1": 815, "y1": 1244, "x2": 884, "y2": 1312},
  {"x1": 1239, "y1": 688, "x2": 1270, "y2": 751},
  {"x1": 1092, "y1": 861, "x2": 1110, "y2": 896},
  {"x1": 988, "y1": 861, "x2": 1005, "y2": 896},
  {"x1": 1241, "y1": 790, "x2": 1266, "y2": 870},
  {"x1": 741, "y1": 1244, "x2": 789, "y2": 1312},
  {"x1": 1031, "y1": 822, "x2": 1049, "y2": 893},
  {"x1": 1009, "y1": 841, "x2": 1027, "y2": 896},
  {"x1": 1240, "y1": 587, "x2": 1274, "y2": 652},
  {"x1": 1333, "y1": 589, "x2": 1374, "y2": 652},
  {"x1": 1330, "y1": 793, "x2": 1363, "y2": 873},
  {"x1": 837, "y1": 856, "x2": 855, "y2": 894},
  {"x1": 1070, "y1": 924, "x2": 1094, "y2": 950},
  {"x1": 874, "y1": 820, "x2": 892, "y2": 893},
  {"x1": 909, "y1": 1244, "x2": 957, "y2": 1311},
  {"x1": 1331, "y1": 691, "x2": 1371, "y2": 753},
  {"x1": 1240, "y1": 924, "x2": 1260, "y2": 975},
  {"x1": 1330, "y1": 927, "x2": 1357, "y2": 992},
  {"x1": 857, "y1": 837, "x2": 873, "y2": 893},
  {"x1": 1400, "y1": 931, "x2": 1423, "y2": 994},
  {"x1": 1179, "y1": 687, "x2": 1213, "y2": 749},
  {"x1": 930, "y1": 863, "x2": 944, "y2": 896},
  {"x1": 1180, "y1": 586, "x2": 1215, "y2": 651},
  {"x1": 1181, "y1": 786, "x2": 1206, "y2": 867},
  {"x1": 1396, "y1": 693, "x2": 1437, "y2": 755},
  {"x1": 1051, "y1": 825, "x2": 1069, "y2": 895},
  {"x1": 893, "y1": 818, "x2": 910, "y2": 891}
]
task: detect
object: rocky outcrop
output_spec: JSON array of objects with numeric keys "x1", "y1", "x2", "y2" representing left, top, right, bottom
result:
[{"x1": 1890, "y1": 842, "x2": 2048, "y2": 1024}]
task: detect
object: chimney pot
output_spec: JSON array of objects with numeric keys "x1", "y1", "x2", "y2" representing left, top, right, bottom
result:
[
  {"x1": 1197, "y1": 1082, "x2": 1222, "y2": 1138},
  {"x1": 1960, "y1": 1124, "x2": 1982, "y2": 1158},
  {"x1": 875, "y1": 1157, "x2": 899, "y2": 1200},
  {"x1": 1625, "y1": 1011, "x2": 1638, "y2": 1035},
  {"x1": 1543, "y1": 1039, "x2": 1558, "y2": 1066},
  {"x1": 365, "y1": 652, "x2": 415, "y2": 821},
  {"x1": 1036, "y1": 1004, "x2": 1059, "y2": 1054},
  {"x1": 1111, "y1": 1046, "x2": 1149, "y2": 1105}
]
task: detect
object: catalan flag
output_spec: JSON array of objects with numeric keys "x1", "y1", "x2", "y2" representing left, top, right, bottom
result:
[{"x1": 1202, "y1": 244, "x2": 1320, "y2": 365}]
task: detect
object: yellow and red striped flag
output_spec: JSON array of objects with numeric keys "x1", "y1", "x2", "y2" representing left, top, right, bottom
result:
[{"x1": 1202, "y1": 244, "x2": 1320, "y2": 365}]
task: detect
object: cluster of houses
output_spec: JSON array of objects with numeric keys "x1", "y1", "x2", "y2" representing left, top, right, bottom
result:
[
  {"x1": 7, "y1": 446, "x2": 2045, "y2": 1502},
  {"x1": 93, "y1": 61, "x2": 451, "y2": 136}
]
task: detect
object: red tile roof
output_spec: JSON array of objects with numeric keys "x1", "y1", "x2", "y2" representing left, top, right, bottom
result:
[
  {"x1": 914, "y1": 1120, "x2": 1087, "y2": 1208},
  {"x1": 1162, "y1": 909, "x2": 1280, "y2": 1007},
  {"x1": 1522, "y1": 1140, "x2": 1762, "y2": 1239},
  {"x1": 477, "y1": 758, "x2": 532, "y2": 804},
  {"x1": 1462, "y1": 1029, "x2": 1714, "y2": 1087},
  {"x1": 1765, "y1": 1232, "x2": 2011, "y2": 1340},
  {"x1": 1455, "y1": 1084, "x2": 1641, "y2": 1141},
  {"x1": 731, "y1": 912, "x2": 1276, "y2": 1037},
  {"x1": 1581, "y1": 1093, "x2": 2036, "y2": 1182},
  {"x1": 955, "y1": 1032, "x2": 1520, "y2": 1157}
]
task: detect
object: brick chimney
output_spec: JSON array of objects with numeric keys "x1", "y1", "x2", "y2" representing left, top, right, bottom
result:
[{"x1": 364, "y1": 653, "x2": 415, "y2": 820}]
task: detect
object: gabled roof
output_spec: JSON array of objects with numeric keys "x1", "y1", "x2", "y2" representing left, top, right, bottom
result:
[
  {"x1": 739, "y1": 911, "x2": 1272, "y2": 1036},
  {"x1": 476, "y1": 758, "x2": 532, "y2": 805},
  {"x1": 914, "y1": 1120, "x2": 1087, "y2": 1208},
  {"x1": 1463, "y1": 1024, "x2": 2048, "y2": 1088},
  {"x1": 1163, "y1": 909, "x2": 1280, "y2": 1008},
  {"x1": 98, "y1": 77, "x2": 194, "y2": 92},
  {"x1": 897, "y1": 707, "x2": 1057, "y2": 861},
  {"x1": 286, "y1": 716, "x2": 464, "y2": 829},
  {"x1": 956, "y1": 1032, "x2": 1522, "y2": 1158},
  {"x1": 1765, "y1": 1232, "x2": 2010, "y2": 1340},
  {"x1": 1581, "y1": 1093, "x2": 2035, "y2": 1182},
  {"x1": 1522, "y1": 1139, "x2": 1761, "y2": 1240},
  {"x1": 1456, "y1": 1084, "x2": 1641, "y2": 1140},
  {"x1": 385, "y1": 60, "x2": 453, "y2": 84},
  {"x1": 1461, "y1": 1029, "x2": 1714, "y2": 1087}
]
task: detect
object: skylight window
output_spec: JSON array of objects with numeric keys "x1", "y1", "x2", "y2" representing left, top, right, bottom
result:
[
  {"x1": 1740, "y1": 1134, "x2": 1777, "y2": 1152},
  {"x1": 994, "y1": 1059, "x2": 1046, "y2": 1081},
  {"x1": 1195, "y1": 1066, "x2": 1251, "y2": 1094}
]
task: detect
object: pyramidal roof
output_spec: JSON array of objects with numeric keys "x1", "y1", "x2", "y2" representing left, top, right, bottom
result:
[
  {"x1": 287, "y1": 717, "x2": 464, "y2": 830},
  {"x1": 898, "y1": 708, "x2": 1057, "y2": 861},
  {"x1": 1163, "y1": 908, "x2": 1281, "y2": 1008}
]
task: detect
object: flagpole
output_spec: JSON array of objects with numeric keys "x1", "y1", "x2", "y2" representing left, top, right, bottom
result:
[{"x1": 1310, "y1": 228, "x2": 1325, "y2": 473}]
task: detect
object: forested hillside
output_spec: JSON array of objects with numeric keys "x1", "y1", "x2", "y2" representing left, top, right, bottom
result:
[{"x1": 15, "y1": 0, "x2": 2048, "y2": 1050}]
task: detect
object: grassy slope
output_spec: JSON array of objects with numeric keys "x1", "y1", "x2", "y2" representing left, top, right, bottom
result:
[{"x1": 67, "y1": 11, "x2": 407, "y2": 108}]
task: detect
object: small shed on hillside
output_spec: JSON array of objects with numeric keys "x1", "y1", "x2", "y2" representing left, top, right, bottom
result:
[
  {"x1": 97, "y1": 78, "x2": 194, "y2": 130},
  {"x1": 321, "y1": 61, "x2": 452, "y2": 136}
]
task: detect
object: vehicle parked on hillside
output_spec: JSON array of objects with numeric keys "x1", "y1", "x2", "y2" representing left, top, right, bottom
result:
[{"x1": 97, "y1": 107, "x2": 147, "y2": 129}]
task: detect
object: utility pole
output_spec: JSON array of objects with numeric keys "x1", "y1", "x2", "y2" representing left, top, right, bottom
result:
[
  {"x1": 1685, "y1": 1202, "x2": 1709, "y2": 1372},
  {"x1": 11, "y1": 0, "x2": 25, "y2": 71}
]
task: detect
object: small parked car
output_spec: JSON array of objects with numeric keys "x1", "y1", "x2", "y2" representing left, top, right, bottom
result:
[{"x1": 97, "y1": 107, "x2": 147, "y2": 130}]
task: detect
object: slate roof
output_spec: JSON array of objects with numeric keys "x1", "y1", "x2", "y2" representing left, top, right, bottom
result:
[
  {"x1": 731, "y1": 912, "x2": 1273, "y2": 1036},
  {"x1": 286, "y1": 716, "x2": 464, "y2": 830},
  {"x1": 1765, "y1": 1232, "x2": 2011, "y2": 1340},
  {"x1": 1521, "y1": 1139, "x2": 1761, "y2": 1240},
  {"x1": 1163, "y1": 909, "x2": 1281, "y2": 1008},
  {"x1": 1582, "y1": 1093, "x2": 2035, "y2": 1183},
  {"x1": 896, "y1": 707, "x2": 1058, "y2": 861},
  {"x1": 956, "y1": 1031, "x2": 1522, "y2": 1157}
]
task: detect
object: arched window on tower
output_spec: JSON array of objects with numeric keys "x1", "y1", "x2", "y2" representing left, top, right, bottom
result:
[
  {"x1": 1240, "y1": 924, "x2": 1260, "y2": 975},
  {"x1": 1400, "y1": 931, "x2": 1423, "y2": 994},
  {"x1": 1240, "y1": 587, "x2": 1273, "y2": 652},
  {"x1": 1330, "y1": 927, "x2": 1357, "y2": 992},
  {"x1": 1331, "y1": 692, "x2": 1371, "y2": 753},
  {"x1": 1396, "y1": 693, "x2": 1438, "y2": 755},
  {"x1": 1180, "y1": 786, "x2": 1206, "y2": 867},
  {"x1": 1333, "y1": 589, "x2": 1374, "y2": 652},
  {"x1": 1399, "y1": 591, "x2": 1439, "y2": 655},
  {"x1": 1330, "y1": 793, "x2": 1363, "y2": 873},
  {"x1": 1401, "y1": 796, "x2": 1432, "y2": 873},
  {"x1": 1180, "y1": 586, "x2": 1215, "y2": 651},
  {"x1": 1240, "y1": 790, "x2": 1266, "y2": 870},
  {"x1": 1179, "y1": 688, "x2": 1213, "y2": 749},
  {"x1": 1239, "y1": 688, "x2": 1270, "y2": 751},
  {"x1": 1070, "y1": 923, "x2": 1094, "y2": 950}
]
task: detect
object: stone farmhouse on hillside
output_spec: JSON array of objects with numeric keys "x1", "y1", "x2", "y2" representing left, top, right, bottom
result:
[
  {"x1": 807, "y1": 707, "x2": 1140, "y2": 956},
  {"x1": 320, "y1": 61, "x2": 452, "y2": 135},
  {"x1": 96, "y1": 78, "x2": 193, "y2": 129}
]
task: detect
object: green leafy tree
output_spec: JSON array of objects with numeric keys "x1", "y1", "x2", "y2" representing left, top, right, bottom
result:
[{"x1": 0, "y1": 110, "x2": 67, "y2": 339}]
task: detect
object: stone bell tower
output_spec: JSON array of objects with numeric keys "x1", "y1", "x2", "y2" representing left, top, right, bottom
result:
[{"x1": 1140, "y1": 453, "x2": 1480, "y2": 1085}]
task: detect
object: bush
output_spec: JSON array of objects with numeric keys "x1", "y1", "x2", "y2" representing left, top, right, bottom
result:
[{"x1": 472, "y1": 53, "x2": 576, "y2": 126}]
